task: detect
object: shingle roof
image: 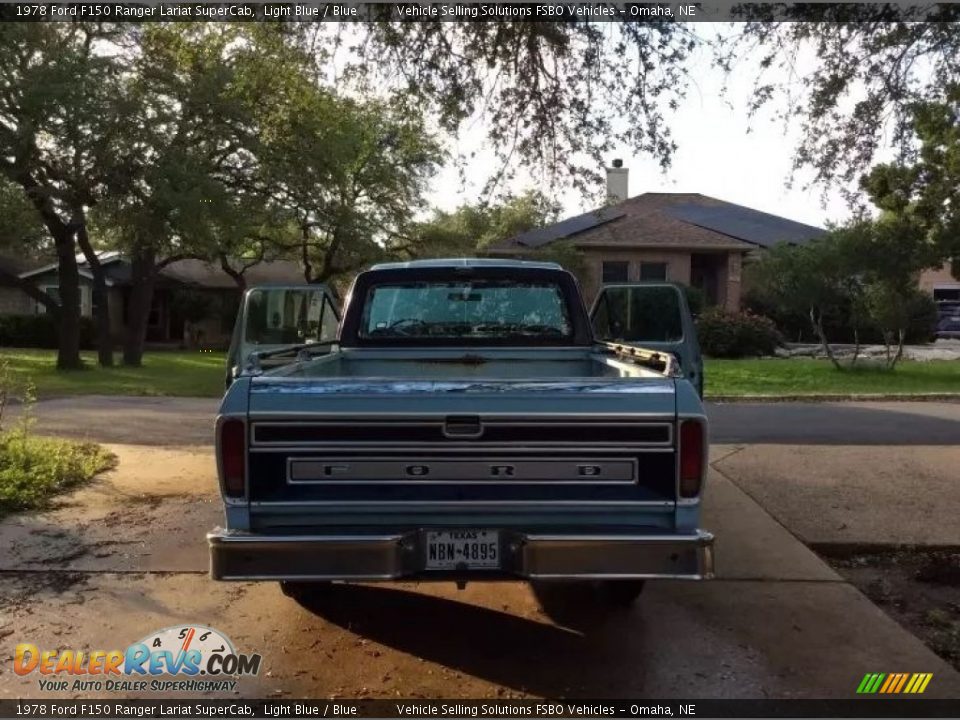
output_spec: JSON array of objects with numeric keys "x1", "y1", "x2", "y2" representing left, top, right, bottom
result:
[
  {"x1": 511, "y1": 207, "x2": 626, "y2": 248},
  {"x1": 159, "y1": 258, "x2": 305, "y2": 288},
  {"x1": 16, "y1": 251, "x2": 306, "y2": 289},
  {"x1": 491, "y1": 193, "x2": 826, "y2": 252}
]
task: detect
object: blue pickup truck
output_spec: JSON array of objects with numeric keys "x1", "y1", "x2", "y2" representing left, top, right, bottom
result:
[{"x1": 208, "y1": 258, "x2": 713, "y2": 606}]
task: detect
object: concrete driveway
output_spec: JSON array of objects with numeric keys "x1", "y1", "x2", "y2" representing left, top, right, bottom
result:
[
  {"x1": 12, "y1": 396, "x2": 960, "y2": 446},
  {"x1": 1, "y1": 443, "x2": 957, "y2": 700}
]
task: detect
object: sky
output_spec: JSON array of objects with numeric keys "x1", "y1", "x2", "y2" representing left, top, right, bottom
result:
[{"x1": 422, "y1": 26, "x2": 865, "y2": 229}]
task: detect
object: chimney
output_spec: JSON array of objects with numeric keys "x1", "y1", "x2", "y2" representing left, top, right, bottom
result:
[{"x1": 606, "y1": 159, "x2": 629, "y2": 204}]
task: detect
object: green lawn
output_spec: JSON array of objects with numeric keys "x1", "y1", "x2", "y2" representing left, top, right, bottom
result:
[
  {"x1": 1, "y1": 349, "x2": 958, "y2": 400},
  {"x1": 0, "y1": 349, "x2": 226, "y2": 398},
  {"x1": 705, "y1": 358, "x2": 960, "y2": 397}
]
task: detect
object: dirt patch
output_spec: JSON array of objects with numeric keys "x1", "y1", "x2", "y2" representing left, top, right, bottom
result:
[{"x1": 821, "y1": 546, "x2": 960, "y2": 671}]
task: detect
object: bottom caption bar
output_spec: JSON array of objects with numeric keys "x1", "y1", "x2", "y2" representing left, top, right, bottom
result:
[{"x1": 2, "y1": 700, "x2": 960, "y2": 718}]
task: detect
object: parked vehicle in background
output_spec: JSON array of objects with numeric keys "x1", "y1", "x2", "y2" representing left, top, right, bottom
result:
[
  {"x1": 209, "y1": 259, "x2": 712, "y2": 607},
  {"x1": 936, "y1": 301, "x2": 960, "y2": 339}
]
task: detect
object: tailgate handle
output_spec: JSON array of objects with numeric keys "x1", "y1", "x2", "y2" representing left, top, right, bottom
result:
[{"x1": 444, "y1": 415, "x2": 483, "y2": 438}]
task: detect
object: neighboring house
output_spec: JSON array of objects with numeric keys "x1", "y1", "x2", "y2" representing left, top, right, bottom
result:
[
  {"x1": 0, "y1": 253, "x2": 38, "y2": 315},
  {"x1": 6, "y1": 252, "x2": 307, "y2": 348},
  {"x1": 488, "y1": 163, "x2": 828, "y2": 310},
  {"x1": 920, "y1": 261, "x2": 960, "y2": 303}
]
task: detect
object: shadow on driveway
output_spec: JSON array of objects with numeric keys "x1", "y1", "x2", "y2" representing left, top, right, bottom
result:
[{"x1": 287, "y1": 582, "x2": 651, "y2": 697}]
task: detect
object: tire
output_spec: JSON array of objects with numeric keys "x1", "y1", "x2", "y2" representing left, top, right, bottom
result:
[
  {"x1": 279, "y1": 580, "x2": 331, "y2": 601},
  {"x1": 596, "y1": 579, "x2": 646, "y2": 607},
  {"x1": 531, "y1": 579, "x2": 646, "y2": 624}
]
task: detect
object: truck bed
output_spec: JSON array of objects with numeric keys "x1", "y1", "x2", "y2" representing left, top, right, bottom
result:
[{"x1": 269, "y1": 346, "x2": 669, "y2": 380}]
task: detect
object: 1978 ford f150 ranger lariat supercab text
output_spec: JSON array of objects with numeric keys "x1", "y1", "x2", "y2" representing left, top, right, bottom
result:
[{"x1": 208, "y1": 258, "x2": 713, "y2": 605}]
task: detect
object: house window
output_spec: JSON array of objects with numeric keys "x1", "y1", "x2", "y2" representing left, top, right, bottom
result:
[
  {"x1": 35, "y1": 285, "x2": 95, "y2": 315},
  {"x1": 639, "y1": 262, "x2": 668, "y2": 281},
  {"x1": 36, "y1": 285, "x2": 60, "y2": 314},
  {"x1": 602, "y1": 261, "x2": 629, "y2": 283}
]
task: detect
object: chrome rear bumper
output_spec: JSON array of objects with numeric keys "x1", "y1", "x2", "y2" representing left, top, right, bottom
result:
[{"x1": 207, "y1": 529, "x2": 714, "y2": 581}]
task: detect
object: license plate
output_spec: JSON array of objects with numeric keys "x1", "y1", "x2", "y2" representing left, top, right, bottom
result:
[{"x1": 425, "y1": 530, "x2": 500, "y2": 570}]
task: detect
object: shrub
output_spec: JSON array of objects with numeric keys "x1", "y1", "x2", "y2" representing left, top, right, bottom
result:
[
  {"x1": 0, "y1": 433, "x2": 114, "y2": 516},
  {"x1": 680, "y1": 284, "x2": 707, "y2": 318},
  {"x1": 904, "y1": 290, "x2": 938, "y2": 344},
  {"x1": 0, "y1": 314, "x2": 96, "y2": 349},
  {"x1": 744, "y1": 285, "x2": 938, "y2": 345},
  {"x1": 697, "y1": 308, "x2": 782, "y2": 358},
  {"x1": 0, "y1": 365, "x2": 114, "y2": 516}
]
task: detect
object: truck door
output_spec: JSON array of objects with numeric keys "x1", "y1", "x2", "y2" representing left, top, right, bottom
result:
[
  {"x1": 225, "y1": 285, "x2": 340, "y2": 388},
  {"x1": 590, "y1": 283, "x2": 704, "y2": 398}
]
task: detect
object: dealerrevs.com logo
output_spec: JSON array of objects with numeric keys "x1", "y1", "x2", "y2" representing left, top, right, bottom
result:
[{"x1": 14, "y1": 625, "x2": 261, "y2": 693}]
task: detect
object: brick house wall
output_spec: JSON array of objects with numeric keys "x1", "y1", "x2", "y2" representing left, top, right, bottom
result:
[
  {"x1": 578, "y1": 248, "x2": 694, "y2": 305},
  {"x1": 919, "y1": 261, "x2": 960, "y2": 299}
]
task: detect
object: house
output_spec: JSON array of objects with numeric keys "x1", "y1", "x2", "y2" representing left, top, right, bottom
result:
[
  {"x1": 3, "y1": 252, "x2": 307, "y2": 348},
  {"x1": 487, "y1": 162, "x2": 828, "y2": 310},
  {"x1": 920, "y1": 261, "x2": 960, "y2": 303}
]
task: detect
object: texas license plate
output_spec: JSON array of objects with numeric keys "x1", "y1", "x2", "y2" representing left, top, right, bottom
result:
[{"x1": 425, "y1": 530, "x2": 500, "y2": 570}]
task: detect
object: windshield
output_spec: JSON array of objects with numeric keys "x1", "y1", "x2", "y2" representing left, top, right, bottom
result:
[
  {"x1": 244, "y1": 288, "x2": 335, "y2": 346},
  {"x1": 359, "y1": 280, "x2": 573, "y2": 342}
]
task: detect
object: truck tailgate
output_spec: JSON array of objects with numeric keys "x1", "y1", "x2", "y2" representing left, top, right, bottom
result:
[{"x1": 239, "y1": 376, "x2": 679, "y2": 521}]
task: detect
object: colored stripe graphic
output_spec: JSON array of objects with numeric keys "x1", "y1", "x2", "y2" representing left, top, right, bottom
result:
[
  {"x1": 856, "y1": 673, "x2": 886, "y2": 694},
  {"x1": 858, "y1": 673, "x2": 933, "y2": 694},
  {"x1": 893, "y1": 673, "x2": 909, "y2": 693}
]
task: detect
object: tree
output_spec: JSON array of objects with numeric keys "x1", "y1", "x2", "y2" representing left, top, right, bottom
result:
[
  {"x1": 88, "y1": 25, "x2": 441, "y2": 364},
  {"x1": 726, "y1": 11, "x2": 960, "y2": 190},
  {"x1": 0, "y1": 24, "x2": 135, "y2": 368},
  {"x1": 861, "y1": 85, "x2": 960, "y2": 266},
  {"x1": 399, "y1": 190, "x2": 561, "y2": 259},
  {"x1": 255, "y1": 93, "x2": 442, "y2": 286},
  {"x1": 836, "y1": 216, "x2": 940, "y2": 368},
  {"x1": 301, "y1": 17, "x2": 960, "y2": 199},
  {"x1": 0, "y1": 178, "x2": 57, "y2": 314},
  {"x1": 92, "y1": 25, "x2": 276, "y2": 366},
  {"x1": 309, "y1": 23, "x2": 698, "y2": 194},
  {"x1": 747, "y1": 216, "x2": 940, "y2": 370},
  {"x1": 745, "y1": 237, "x2": 861, "y2": 369}
]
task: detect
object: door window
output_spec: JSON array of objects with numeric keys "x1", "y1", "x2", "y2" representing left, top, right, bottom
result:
[{"x1": 593, "y1": 285, "x2": 683, "y2": 342}]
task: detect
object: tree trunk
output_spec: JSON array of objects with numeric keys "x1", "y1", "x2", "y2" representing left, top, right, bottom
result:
[
  {"x1": 889, "y1": 329, "x2": 906, "y2": 369},
  {"x1": 300, "y1": 223, "x2": 314, "y2": 283},
  {"x1": 850, "y1": 328, "x2": 860, "y2": 368},
  {"x1": 809, "y1": 307, "x2": 843, "y2": 371},
  {"x1": 54, "y1": 231, "x2": 83, "y2": 370},
  {"x1": 11, "y1": 170, "x2": 82, "y2": 369},
  {"x1": 0, "y1": 268, "x2": 60, "y2": 316},
  {"x1": 122, "y1": 247, "x2": 157, "y2": 367},
  {"x1": 75, "y1": 219, "x2": 113, "y2": 367},
  {"x1": 218, "y1": 252, "x2": 247, "y2": 292}
]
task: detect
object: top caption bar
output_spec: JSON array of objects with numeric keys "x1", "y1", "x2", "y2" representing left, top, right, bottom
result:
[{"x1": 1, "y1": 1, "x2": 959, "y2": 22}]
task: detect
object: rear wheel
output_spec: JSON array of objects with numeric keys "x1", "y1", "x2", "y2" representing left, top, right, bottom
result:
[
  {"x1": 531, "y1": 579, "x2": 646, "y2": 622},
  {"x1": 596, "y1": 579, "x2": 646, "y2": 607},
  {"x1": 279, "y1": 581, "x2": 331, "y2": 601}
]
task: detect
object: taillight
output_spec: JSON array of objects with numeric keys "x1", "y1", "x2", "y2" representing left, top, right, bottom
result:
[
  {"x1": 679, "y1": 419, "x2": 705, "y2": 498},
  {"x1": 220, "y1": 419, "x2": 246, "y2": 499}
]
